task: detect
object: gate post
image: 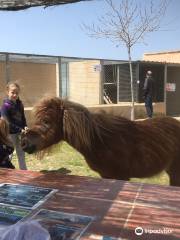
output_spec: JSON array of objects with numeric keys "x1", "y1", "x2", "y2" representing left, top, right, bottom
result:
[
  {"x1": 164, "y1": 63, "x2": 167, "y2": 115},
  {"x1": 100, "y1": 60, "x2": 104, "y2": 104},
  {"x1": 5, "y1": 53, "x2": 10, "y2": 84}
]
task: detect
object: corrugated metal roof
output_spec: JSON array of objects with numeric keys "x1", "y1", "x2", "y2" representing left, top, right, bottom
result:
[
  {"x1": 0, "y1": 51, "x2": 127, "y2": 64},
  {"x1": 1, "y1": 51, "x2": 180, "y2": 66},
  {"x1": 140, "y1": 60, "x2": 180, "y2": 65}
]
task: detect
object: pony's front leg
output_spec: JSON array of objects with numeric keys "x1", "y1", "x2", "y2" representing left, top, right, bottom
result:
[
  {"x1": 168, "y1": 171, "x2": 180, "y2": 187},
  {"x1": 167, "y1": 157, "x2": 180, "y2": 187}
]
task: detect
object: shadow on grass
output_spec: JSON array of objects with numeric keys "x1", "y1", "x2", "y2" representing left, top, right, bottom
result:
[{"x1": 40, "y1": 167, "x2": 71, "y2": 175}]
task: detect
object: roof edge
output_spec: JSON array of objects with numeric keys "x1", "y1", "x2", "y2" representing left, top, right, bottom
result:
[{"x1": 144, "y1": 50, "x2": 180, "y2": 55}]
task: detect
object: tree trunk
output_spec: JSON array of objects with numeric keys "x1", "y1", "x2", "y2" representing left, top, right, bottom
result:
[{"x1": 128, "y1": 47, "x2": 135, "y2": 121}]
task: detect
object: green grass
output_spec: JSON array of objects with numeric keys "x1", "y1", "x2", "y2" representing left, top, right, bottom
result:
[{"x1": 12, "y1": 141, "x2": 169, "y2": 186}]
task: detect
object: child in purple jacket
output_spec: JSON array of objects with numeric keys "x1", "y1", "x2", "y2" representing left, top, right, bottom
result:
[
  {"x1": 0, "y1": 118, "x2": 15, "y2": 169},
  {"x1": 1, "y1": 82, "x2": 27, "y2": 170}
]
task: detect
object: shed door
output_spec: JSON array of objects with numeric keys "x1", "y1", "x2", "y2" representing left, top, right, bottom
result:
[
  {"x1": 166, "y1": 66, "x2": 180, "y2": 116},
  {"x1": 103, "y1": 63, "x2": 137, "y2": 104},
  {"x1": 103, "y1": 65, "x2": 117, "y2": 103}
]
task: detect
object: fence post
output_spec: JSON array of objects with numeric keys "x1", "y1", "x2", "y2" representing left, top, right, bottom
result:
[
  {"x1": 100, "y1": 60, "x2": 104, "y2": 104},
  {"x1": 164, "y1": 63, "x2": 167, "y2": 115},
  {"x1": 117, "y1": 65, "x2": 120, "y2": 103},
  {"x1": 56, "y1": 57, "x2": 62, "y2": 97},
  {"x1": 5, "y1": 53, "x2": 10, "y2": 83},
  {"x1": 136, "y1": 62, "x2": 140, "y2": 102}
]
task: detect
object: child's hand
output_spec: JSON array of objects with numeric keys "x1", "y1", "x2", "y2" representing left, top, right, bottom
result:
[
  {"x1": 24, "y1": 127, "x2": 29, "y2": 131},
  {"x1": 21, "y1": 127, "x2": 29, "y2": 134},
  {"x1": 2, "y1": 145, "x2": 7, "y2": 149}
]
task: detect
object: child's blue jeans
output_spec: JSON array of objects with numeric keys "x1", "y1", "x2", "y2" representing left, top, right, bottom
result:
[{"x1": 10, "y1": 133, "x2": 27, "y2": 170}]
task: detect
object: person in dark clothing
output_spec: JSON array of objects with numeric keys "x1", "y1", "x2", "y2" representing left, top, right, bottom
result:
[
  {"x1": 0, "y1": 118, "x2": 15, "y2": 169},
  {"x1": 1, "y1": 82, "x2": 27, "y2": 170},
  {"x1": 143, "y1": 70, "x2": 155, "y2": 118}
]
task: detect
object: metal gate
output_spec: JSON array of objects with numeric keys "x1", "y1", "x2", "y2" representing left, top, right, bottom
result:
[
  {"x1": 103, "y1": 63, "x2": 137, "y2": 104},
  {"x1": 103, "y1": 64, "x2": 117, "y2": 103}
]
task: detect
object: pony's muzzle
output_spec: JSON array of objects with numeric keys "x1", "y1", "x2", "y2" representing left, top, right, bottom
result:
[{"x1": 21, "y1": 137, "x2": 37, "y2": 154}]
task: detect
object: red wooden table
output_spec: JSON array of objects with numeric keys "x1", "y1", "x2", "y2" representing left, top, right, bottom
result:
[{"x1": 0, "y1": 169, "x2": 179, "y2": 240}]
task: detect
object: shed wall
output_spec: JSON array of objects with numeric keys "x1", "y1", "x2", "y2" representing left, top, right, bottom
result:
[{"x1": 69, "y1": 60, "x2": 101, "y2": 105}]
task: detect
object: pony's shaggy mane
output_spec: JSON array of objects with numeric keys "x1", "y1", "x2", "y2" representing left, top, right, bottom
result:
[{"x1": 34, "y1": 97, "x2": 124, "y2": 152}]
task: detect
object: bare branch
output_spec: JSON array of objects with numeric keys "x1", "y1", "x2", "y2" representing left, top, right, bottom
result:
[{"x1": 82, "y1": 0, "x2": 169, "y2": 48}]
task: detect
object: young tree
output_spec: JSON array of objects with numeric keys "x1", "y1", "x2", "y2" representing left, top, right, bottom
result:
[{"x1": 82, "y1": 0, "x2": 169, "y2": 120}]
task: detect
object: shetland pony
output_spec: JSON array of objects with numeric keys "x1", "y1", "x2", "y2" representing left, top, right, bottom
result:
[{"x1": 21, "y1": 97, "x2": 180, "y2": 186}]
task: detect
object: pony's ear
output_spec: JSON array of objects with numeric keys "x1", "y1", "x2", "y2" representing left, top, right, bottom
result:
[{"x1": 63, "y1": 108, "x2": 93, "y2": 150}]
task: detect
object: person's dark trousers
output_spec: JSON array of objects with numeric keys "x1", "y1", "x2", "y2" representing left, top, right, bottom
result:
[
  {"x1": 0, "y1": 161, "x2": 15, "y2": 169},
  {"x1": 145, "y1": 95, "x2": 153, "y2": 118}
]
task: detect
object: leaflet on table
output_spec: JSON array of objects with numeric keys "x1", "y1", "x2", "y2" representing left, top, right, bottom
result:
[
  {"x1": 0, "y1": 205, "x2": 30, "y2": 229},
  {"x1": 0, "y1": 183, "x2": 57, "y2": 209},
  {"x1": 31, "y1": 209, "x2": 94, "y2": 240}
]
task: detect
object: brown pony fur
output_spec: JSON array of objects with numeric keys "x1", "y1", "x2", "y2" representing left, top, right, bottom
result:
[{"x1": 21, "y1": 97, "x2": 180, "y2": 186}]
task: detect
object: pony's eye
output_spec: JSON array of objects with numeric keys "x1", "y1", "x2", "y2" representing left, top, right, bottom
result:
[{"x1": 41, "y1": 119, "x2": 49, "y2": 126}]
